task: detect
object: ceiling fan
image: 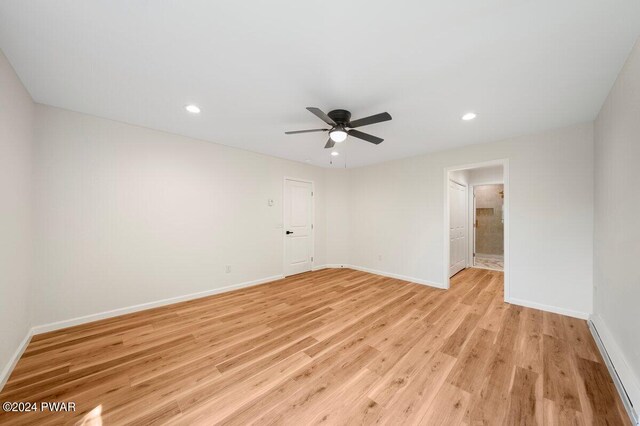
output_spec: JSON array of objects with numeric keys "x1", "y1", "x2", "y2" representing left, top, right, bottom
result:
[{"x1": 285, "y1": 107, "x2": 392, "y2": 149}]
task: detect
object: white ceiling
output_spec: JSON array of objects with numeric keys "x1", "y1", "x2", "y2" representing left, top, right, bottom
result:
[{"x1": 1, "y1": 1, "x2": 639, "y2": 168}]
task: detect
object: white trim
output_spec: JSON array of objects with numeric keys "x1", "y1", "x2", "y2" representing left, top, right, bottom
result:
[
  {"x1": 0, "y1": 329, "x2": 33, "y2": 390},
  {"x1": 345, "y1": 264, "x2": 446, "y2": 289},
  {"x1": 444, "y1": 159, "x2": 510, "y2": 301},
  {"x1": 469, "y1": 180, "x2": 504, "y2": 186},
  {"x1": 448, "y1": 177, "x2": 467, "y2": 187},
  {"x1": 283, "y1": 177, "x2": 315, "y2": 277},
  {"x1": 31, "y1": 274, "x2": 284, "y2": 335},
  {"x1": 590, "y1": 315, "x2": 640, "y2": 425},
  {"x1": 313, "y1": 264, "x2": 446, "y2": 288},
  {"x1": 505, "y1": 296, "x2": 589, "y2": 320},
  {"x1": 312, "y1": 264, "x2": 347, "y2": 271}
]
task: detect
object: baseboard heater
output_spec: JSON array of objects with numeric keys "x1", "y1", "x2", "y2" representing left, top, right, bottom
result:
[{"x1": 588, "y1": 320, "x2": 639, "y2": 425}]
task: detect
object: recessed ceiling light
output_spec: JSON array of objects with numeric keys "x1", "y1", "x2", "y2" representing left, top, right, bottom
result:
[
  {"x1": 185, "y1": 104, "x2": 201, "y2": 114},
  {"x1": 462, "y1": 112, "x2": 477, "y2": 121},
  {"x1": 331, "y1": 151, "x2": 339, "y2": 157},
  {"x1": 304, "y1": 159, "x2": 311, "y2": 163}
]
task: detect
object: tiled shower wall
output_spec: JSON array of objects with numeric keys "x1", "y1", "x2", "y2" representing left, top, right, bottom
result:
[{"x1": 475, "y1": 184, "x2": 504, "y2": 255}]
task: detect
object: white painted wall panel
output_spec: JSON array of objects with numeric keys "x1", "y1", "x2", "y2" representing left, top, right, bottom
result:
[
  {"x1": 0, "y1": 50, "x2": 34, "y2": 379},
  {"x1": 594, "y1": 39, "x2": 640, "y2": 410},
  {"x1": 32, "y1": 106, "x2": 330, "y2": 325},
  {"x1": 349, "y1": 123, "x2": 594, "y2": 317}
]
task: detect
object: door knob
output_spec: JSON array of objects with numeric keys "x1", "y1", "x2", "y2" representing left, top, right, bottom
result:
[{"x1": 286, "y1": 231, "x2": 293, "y2": 235}]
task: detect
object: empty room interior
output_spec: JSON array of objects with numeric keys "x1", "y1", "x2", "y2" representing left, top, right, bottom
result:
[{"x1": 1, "y1": 2, "x2": 639, "y2": 425}]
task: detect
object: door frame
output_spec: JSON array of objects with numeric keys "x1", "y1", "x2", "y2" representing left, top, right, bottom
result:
[
  {"x1": 282, "y1": 177, "x2": 315, "y2": 277},
  {"x1": 443, "y1": 159, "x2": 510, "y2": 301}
]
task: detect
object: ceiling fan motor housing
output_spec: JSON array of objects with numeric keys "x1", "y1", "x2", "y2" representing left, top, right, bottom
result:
[{"x1": 327, "y1": 109, "x2": 351, "y2": 126}]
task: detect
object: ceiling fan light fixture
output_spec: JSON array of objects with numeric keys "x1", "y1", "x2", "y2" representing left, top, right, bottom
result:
[
  {"x1": 329, "y1": 127, "x2": 348, "y2": 143},
  {"x1": 285, "y1": 107, "x2": 391, "y2": 148}
]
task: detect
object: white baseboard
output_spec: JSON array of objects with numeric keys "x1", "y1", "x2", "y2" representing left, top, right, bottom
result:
[
  {"x1": 331, "y1": 267, "x2": 595, "y2": 324},
  {"x1": 330, "y1": 266, "x2": 588, "y2": 320},
  {"x1": 589, "y1": 315, "x2": 639, "y2": 425},
  {"x1": 31, "y1": 274, "x2": 284, "y2": 335},
  {"x1": 505, "y1": 296, "x2": 590, "y2": 320},
  {"x1": 1, "y1": 274, "x2": 285, "y2": 392},
  {"x1": 315, "y1": 264, "x2": 348, "y2": 270},
  {"x1": 311, "y1": 263, "x2": 446, "y2": 289},
  {"x1": 340, "y1": 264, "x2": 446, "y2": 289},
  {"x1": 0, "y1": 329, "x2": 33, "y2": 390},
  {"x1": 28, "y1": 265, "x2": 439, "y2": 338}
]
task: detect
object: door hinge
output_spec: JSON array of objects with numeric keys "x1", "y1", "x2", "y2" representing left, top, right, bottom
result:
[
  {"x1": 311, "y1": 224, "x2": 314, "y2": 230},
  {"x1": 311, "y1": 191, "x2": 314, "y2": 196},
  {"x1": 311, "y1": 256, "x2": 314, "y2": 262}
]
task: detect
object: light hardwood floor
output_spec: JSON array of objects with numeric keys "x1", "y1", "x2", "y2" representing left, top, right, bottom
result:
[{"x1": 0, "y1": 268, "x2": 630, "y2": 425}]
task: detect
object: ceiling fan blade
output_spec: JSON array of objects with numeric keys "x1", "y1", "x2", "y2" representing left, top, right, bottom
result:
[
  {"x1": 324, "y1": 138, "x2": 336, "y2": 149},
  {"x1": 285, "y1": 129, "x2": 329, "y2": 135},
  {"x1": 348, "y1": 112, "x2": 392, "y2": 128},
  {"x1": 307, "y1": 107, "x2": 336, "y2": 126},
  {"x1": 348, "y1": 129, "x2": 384, "y2": 144}
]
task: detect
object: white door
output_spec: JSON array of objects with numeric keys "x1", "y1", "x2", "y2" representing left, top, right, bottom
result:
[
  {"x1": 284, "y1": 179, "x2": 313, "y2": 276},
  {"x1": 449, "y1": 180, "x2": 467, "y2": 277}
]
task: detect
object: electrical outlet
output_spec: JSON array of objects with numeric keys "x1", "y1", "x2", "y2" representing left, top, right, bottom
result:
[{"x1": 225, "y1": 265, "x2": 231, "y2": 273}]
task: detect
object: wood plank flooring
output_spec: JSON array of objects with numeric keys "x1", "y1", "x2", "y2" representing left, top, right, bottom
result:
[{"x1": 0, "y1": 268, "x2": 630, "y2": 425}]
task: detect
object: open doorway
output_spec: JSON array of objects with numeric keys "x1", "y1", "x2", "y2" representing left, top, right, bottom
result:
[
  {"x1": 444, "y1": 160, "x2": 509, "y2": 298},
  {"x1": 472, "y1": 184, "x2": 504, "y2": 271}
]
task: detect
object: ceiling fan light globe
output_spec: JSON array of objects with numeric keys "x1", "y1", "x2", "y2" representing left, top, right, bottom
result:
[{"x1": 329, "y1": 129, "x2": 348, "y2": 143}]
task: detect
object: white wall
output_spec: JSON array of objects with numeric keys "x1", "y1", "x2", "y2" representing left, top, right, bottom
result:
[
  {"x1": 593, "y1": 39, "x2": 640, "y2": 409},
  {"x1": 349, "y1": 123, "x2": 594, "y2": 317},
  {"x1": 468, "y1": 165, "x2": 503, "y2": 185},
  {"x1": 32, "y1": 105, "x2": 334, "y2": 326},
  {"x1": 449, "y1": 169, "x2": 469, "y2": 185},
  {"x1": 4, "y1": 85, "x2": 598, "y2": 368},
  {"x1": 324, "y1": 169, "x2": 351, "y2": 266},
  {"x1": 0, "y1": 50, "x2": 34, "y2": 380},
  {"x1": 30, "y1": 107, "x2": 596, "y2": 328}
]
